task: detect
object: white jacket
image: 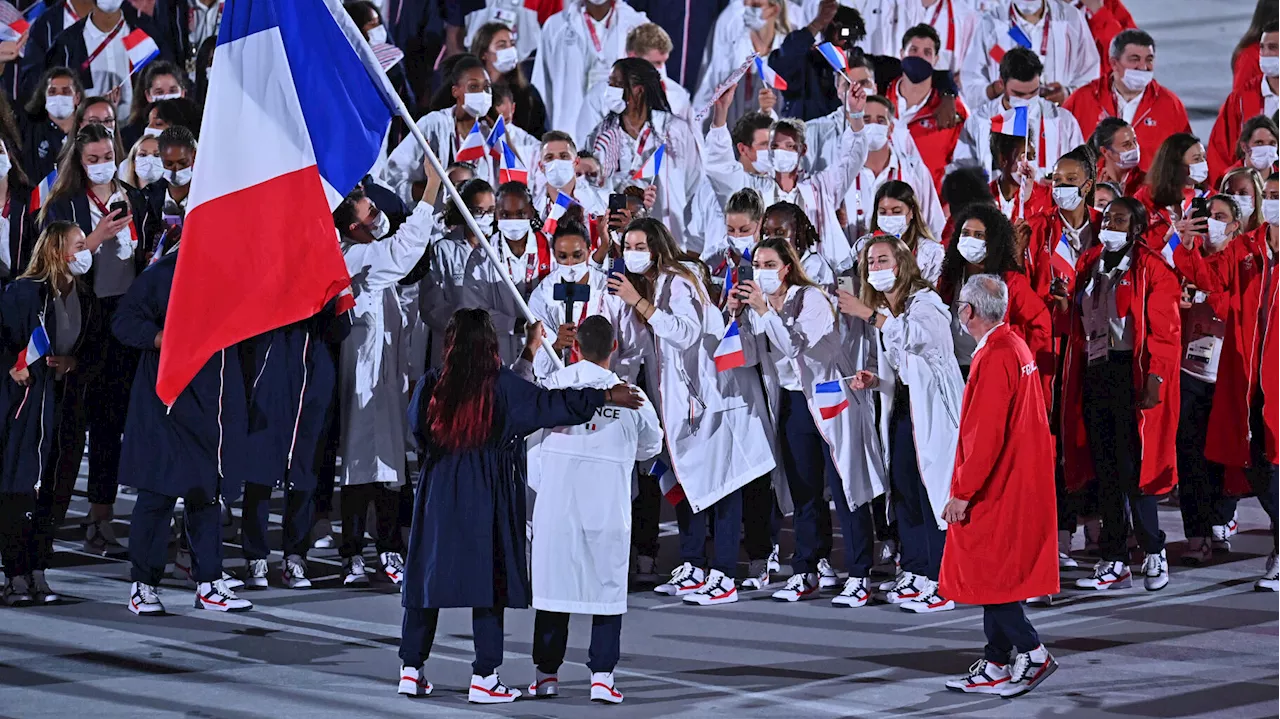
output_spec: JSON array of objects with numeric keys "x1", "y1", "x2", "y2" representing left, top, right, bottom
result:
[
  {"x1": 690, "y1": 26, "x2": 785, "y2": 134},
  {"x1": 528, "y1": 361, "x2": 663, "y2": 615},
  {"x1": 463, "y1": 0, "x2": 541, "y2": 62},
  {"x1": 532, "y1": 0, "x2": 650, "y2": 138},
  {"x1": 959, "y1": 0, "x2": 1100, "y2": 112},
  {"x1": 950, "y1": 95, "x2": 1085, "y2": 179},
  {"x1": 527, "y1": 265, "x2": 636, "y2": 380},
  {"x1": 385, "y1": 108, "x2": 496, "y2": 206},
  {"x1": 745, "y1": 285, "x2": 886, "y2": 511},
  {"x1": 867, "y1": 289, "x2": 965, "y2": 530},
  {"x1": 339, "y1": 203, "x2": 439, "y2": 487},
  {"x1": 575, "y1": 76, "x2": 691, "y2": 148}
]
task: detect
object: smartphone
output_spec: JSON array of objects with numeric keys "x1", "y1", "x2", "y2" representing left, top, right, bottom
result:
[
  {"x1": 109, "y1": 201, "x2": 129, "y2": 218},
  {"x1": 163, "y1": 213, "x2": 183, "y2": 229},
  {"x1": 837, "y1": 276, "x2": 855, "y2": 295},
  {"x1": 608, "y1": 257, "x2": 626, "y2": 294},
  {"x1": 1190, "y1": 197, "x2": 1211, "y2": 221},
  {"x1": 608, "y1": 193, "x2": 627, "y2": 212},
  {"x1": 734, "y1": 266, "x2": 753, "y2": 300}
]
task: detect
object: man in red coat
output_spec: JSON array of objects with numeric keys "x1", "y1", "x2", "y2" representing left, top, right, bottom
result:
[
  {"x1": 885, "y1": 25, "x2": 968, "y2": 193},
  {"x1": 1063, "y1": 29, "x2": 1191, "y2": 174},
  {"x1": 941, "y1": 275, "x2": 1059, "y2": 699},
  {"x1": 1207, "y1": 23, "x2": 1277, "y2": 184}
]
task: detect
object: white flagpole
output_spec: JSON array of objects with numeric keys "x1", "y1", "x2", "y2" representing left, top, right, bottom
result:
[{"x1": 331, "y1": 2, "x2": 563, "y2": 369}]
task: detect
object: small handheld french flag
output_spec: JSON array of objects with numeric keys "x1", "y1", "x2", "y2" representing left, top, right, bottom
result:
[
  {"x1": 30, "y1": 169, "x2": 55, "y2": 212},
  {"x1": 814, "y1": 379, "x2": 850, "y2": 420},
  {"x1": 498, "y1": 140, "x2": 527, "y2": 185},
  {"x1": 13, "y1": 324, "x2": 49, "y2": 372},
  {"x1": 713, "y1": 319, "x2": 746, "y2": 372},
  {"x1": 0, "y1": 13, "x2": 27, "y2": 42},
  {"x1": 542, "y1": 191, "x2": 573, "y2": 235},
  {"x1": 485, "y1": 116, "x2": 506, "y2": 159},
  {"x1": 1051, "y1": 233, "x2": 1075, "y2": 279},
  {"x1": 1160, "y1": 231, "x2": 1181, "y2": 267},
  {"x1": 816, "y1": 42, "x2": 848, "y2": 74},
  {"x1": 989, "y1": 24, "x2": 1033, "y2": 64},
  {"x1": 754, "y1": 55, "x2": 787, "y2": 91},
  {"x1": 630, "y1": 144, "x2": 665, "y2": 181},
  {"x1": 123, "y1": 29, "x2": 160, "y2": 74},
  {"x1": 990, "y1": 105, "x2": 1029, "y2": 137},
  {"x1": 650, "y1": 458, "x2": 686, "y2": 506},
  {"x1": 454, "y1": 121, "x2": 487, "y2": 163}
]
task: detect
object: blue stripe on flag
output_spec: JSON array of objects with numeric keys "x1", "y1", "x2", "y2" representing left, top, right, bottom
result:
[
  {"x1": 1008, "y1": 25, "x2": 1033, "y2": 49},
  {"x1": 1012, "y1": 106, "x2": 1028, "y2": 136},
  {"x1": 218, "y1": 0, "x2": 279, "y2": 46},
  {"x1": 723, "y1": 320, "x2": 739, "y2": 339},
  {"x1": 815, "y1": 379, "x2": 842, "y2": 394},
  {"x1": 650, "y1": 459, "x2": 668, "y2": 478},
  {"x1": 31, "y1": 326, "x2": 49, "y2": 357}
]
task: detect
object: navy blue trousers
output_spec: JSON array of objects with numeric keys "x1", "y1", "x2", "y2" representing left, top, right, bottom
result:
[
  {"x1": 889, "y1": 391, "x2": 946, "y2": 581},
  {"x1": 400, "y1": 607, "x2": 504, "y2": 676},
  {"x1": 532, "y1": 610, "x2": 622, "y2": 674},
  {"x1": 675, "y1": 489, "x2": 742, "y2": 576},
  {"x1": 983, "y1": 602, "x2": 1041, "y2": 663},
  {"x1": 130, "y1": 490, "x2": 222, "y2": 585},
  {"x1": 241, "y1": 483, "x2": 314, "y2": 560}
]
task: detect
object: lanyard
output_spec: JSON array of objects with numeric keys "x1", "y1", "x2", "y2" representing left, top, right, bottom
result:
[
  {"x1": 929, "y1": 0, "x2": 955, "y2": 53},
  {"x1": 584, "y1": 9, "x2": 613, "y2": 55},
  {"x1": 87, "y1": 190, "x2": 138, "y2": 243},
  {"x1": 1009, "y1": 4, "x2": 1050, "y2": 56},
  {"x1": 82, "y1": 19, "x2": 127, "y2": 72},
  {"x1": 854, "y1": 165, "x2": 897, "y2": 217},
  {"x1": 634, "y1": 125, "x2": 652, "y2": 158}
]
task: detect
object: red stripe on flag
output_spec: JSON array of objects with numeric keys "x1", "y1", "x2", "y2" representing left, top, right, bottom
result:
[{"x1": 819, "y1": 399, "x2": 849, "y2": 420}]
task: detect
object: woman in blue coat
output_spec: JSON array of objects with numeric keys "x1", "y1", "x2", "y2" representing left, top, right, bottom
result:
[
  {"x1": 396, "y1": 308, "x2": 642, "y2": 704},
  {"x1": 0, "y1": 221, "x2": 101, "y2": 606},
  {"x1": 114, "y1": 238, "x2": 253, "y2": 615},
  {"x1": 236, "y1": 300, "x2": 350, "y2": 590}
]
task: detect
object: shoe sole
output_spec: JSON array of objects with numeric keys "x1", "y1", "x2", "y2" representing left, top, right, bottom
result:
[
  {"x1": 683, "y1": 594, "x2": 739, "y2": 606},
  {"x1": 591, "y1": 684, "x2": 624, "y2": 703},
  {"x1": 244, "y1": 579, "x2": 269, "y2": 589},
  {"x1": 1254, "y1": 582, "x2": 1279, "y2": 592},
  {"x1": 129, "y1": 605, "x2": 165, "y2": 616},
  {"x1": 947, "y1": 682, "x2": 1008, "y2": 695},
  {"x1": 901, "y1": 602, "x2": 955, "y2": 614},
  {"x1": 287, "y1": 582, "x2": 313, "y2": 590},
  {"x1": 398, "y1": 683, "x2": 433, "y2": 698},
  {"x1": 1144, "y1": 577, "x2": 1169, "y2": 591},
  {"x1": 194, "y1": 600, "x2": 252, "y2": 612},
  {"x1": 832, "y1": 597, "x2": 869, "y2": 607},
  {"x1": 468, "y1": 696, "x2": 518, "y2": 704},
  {"x1": 1074, "y1": 575, "x2": 1132, "y2": 590},
  {"x1": 771, "y1": 589, "x2": 820, "y2": 602},
  {"x1": 344, "y1": 577, "x2": 371, "y2": 586},
  {"x1": 1001, "y1": 659, "x2": 1058, "y2": 698}
]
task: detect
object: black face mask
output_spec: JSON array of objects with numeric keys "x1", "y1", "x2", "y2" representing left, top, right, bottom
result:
[{"x1": 901, "y1": 56, "x2": 933, "y2": 84}]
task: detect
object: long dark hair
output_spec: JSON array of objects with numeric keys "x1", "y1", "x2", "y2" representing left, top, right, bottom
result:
[
  {"x1": 127, "y1": 60, "x2": 184, "y2": 126},
  {"x1": 613, "y1": 57, "x2": 671, "y2": 116},
  {"x1": 471, "y1": 22, "x2": 527, "y2": 89},
  {"x1": 1234, "y1": 1, "x2": 1278, "y2": 69},
  {"x1": 940, "y1": 204, "x2": 1020, "y2": 295},
  {"x1": 429, "y1": 54, "x2": 487, "y2": 112},
  {"x1": 870, "y1": 180, "x2": 934, "y2": 252},
  {"x1": 426, "y1": 308, "x2": 501, "y2": 451},
  {"x1": 1147, "y1": 132, "x2": 1203, "y2": 208},
  {"x1": 41, "y1": 123, "x2": 114, "y2": 224},
  {"x1": 623, "y1": 217, "x2": 706, "y2": 303}
]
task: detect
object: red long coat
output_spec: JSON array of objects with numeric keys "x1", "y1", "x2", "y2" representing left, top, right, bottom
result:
[
  {"x1": 1171, "y1": 225, "x2": 1280, "y2": 490},
  {"x1": 1207, "y1": 76, "x2": 1267, "y2": 187},
  {"x1": 939, "y1": 324, "x2": 1059, "y2": 605},
  {"x1": 1059, "y1": 243, "x2": 1182, "y2": 495},
  {"x1": 1063, "y1": 79, "x2": 1191, "y2": 174},
  {"x1": 885, "y1": 79, "x2": 967, "y2": 193}
]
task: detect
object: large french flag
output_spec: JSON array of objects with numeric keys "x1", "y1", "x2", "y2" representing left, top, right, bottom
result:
[
  {"x1": 157, "y1": 0, "x2": 394, "y2": 404},
  {"x1": 989, "y1": 25, "x2": 1033, "y2": 64}
]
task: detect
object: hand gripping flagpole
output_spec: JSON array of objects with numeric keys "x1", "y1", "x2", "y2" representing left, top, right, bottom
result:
[{"x1": 334, "y1": 5, "x2": 563, "y2": 370}]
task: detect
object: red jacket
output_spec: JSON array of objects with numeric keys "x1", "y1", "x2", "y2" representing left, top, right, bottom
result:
[
  {"x1": 1026, "y1": 206, "x2": 1104, "y2": 303},
  {"x1": 1207, "y1": 75, "x2": 1267, "y2": 187},
  {"x1": 939, "y1": 324, "x2": 1059, "y2": 605},
  {"x1": 1063, "y1": 79, "x2": 1191, "y2": 173},
  {"x1": 1076, "y1": 0, "x2": 1137, "y2": 85},
  {"x1": 1233, "y1": 42, "x2": 1261, "y2": 92},
  {"x1": 1172, "y1": 224, "x2": 1280, "y2": 488},
  {"x1": 990, "y1": 180, "x2": 1053, "y2": 225},
  {"x1": 939, "y1": 270, "x2": 1055, "y2": 395},
  {"x1": 1059, "y1": 243, "x2": 1182, "y2": 495},
  {"x1": 885, "y1": 79, "x2": 967, "y2": 193}
]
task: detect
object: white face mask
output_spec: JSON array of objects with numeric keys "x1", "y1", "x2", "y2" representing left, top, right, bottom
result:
[
  {"x1": 1007, "y1": 95, "x2": 1033, "y2": 109},
  {"x1": 1261, "y1": 54, "x2": 1280, "y2": 79},
  {"x1": 463, "y1": 91, "x2": 492, "y2": 118},
  {"x1": 603, "y1": 85, "x2": 627, "y2": 115},
  {"x1": 727, "y1": 233, "x2": 755, "y2": 254},
  {"x1": 1012, "y1": 0, "x2": 1043, "y2": 15},
  {"x1": 544, "y1": 158, "x2": 575, "y2": 188},
  {"x1": 150, "y1": 91, "x2": 181, "y2": 102},
  {"x1": 134, "y1": 155, "x2": 163, "y2": 184},
  {"x1": 96, "y1": 0, "x2": 124, "y2": 12},
  {"x1": 1187, "y1": 161, "x2": 1209, "y2": 184},
  {"x1": 877, "y1": 214, "x2": 908, "y2": 237},
  {"x1": 86, "y1": 160, "x2": 116, "y2": 185},
  {"x1": 167, "y1": 166, "x2": 193, "y2": 187},
  {"x1": 472, "y1": 212, "x2": 495, "y2": 234},
  {"x1": 1263, "y1": 199, "x2": 1280, "y2": 226},
  {"x1": 756, "y1": 267, "x2": 782, "y2": 294},
  {"x1": 751, "y1": 150, "x2": 773, "y2": 175},
  {"x1": 0, "y1": 153, "x2": 11, "y2": 179},
  {"x1": 1249, "y1": 145, "x2": 1278, "y2": 171},
  {"x1": 1098, "y1": 229, "x2": 1129, "y2": 252},
  {"x1": 68, "y1": 248, "x2": 92, "y2": 275},
  {"x1": 743, "y1": 5, "x2": 768, "y2": 31},
  {"x1": 1231, "y1": 193, "x2": 1255, "y2": 219},
  {"x1": 552, "y1": 262, "x2": 586, "y2": 284},
  {"x1": 864, "y1": 123, "x2": 890, "y2": 151},
  {"x1": 498, "y1": 218, "x2": 530, "y2": 241},
  {"x1": 867, "y1": 268, "x2": 897, "y2": 293},
  {"x1": 493, "y1": 46, "x2": 519, "y2": 74},
  {"x1": 771, "y1": 148, "x2": 799, "y2": 174},
  {"x1": 45, "y1": 94, "x2": 75, "y2": 120},
  {"x1": 370, "y1": 210, "x2": 391, "y2": 239},
  {"x1": 623, "y1": 250, "x2": 652, "y2": 273},
  {"x1": 367, "y1": 24, "x2": 387, "y2": 46},
  {"x1": 1206, "y1": 218, "x2": 1231, "y2": 247},
  {"x1": 585, "y1": 0, "x2": 611, "y2": 5},
  {"x1": 143, "y1": 126, "x2": 164, "y2": 138},
  {"x1": 957, "y1": 235, "x2": 987, "y2": 263},
  {"x1": 1119, "y1": 67, "x2": 1153, "y2": 93},
  {"x1": 1052, "y1": 185, "x2": 1084, "y2": 211},
  {"x1": 1114, "y1": 146, "x2": 1141, "y2": 170}
]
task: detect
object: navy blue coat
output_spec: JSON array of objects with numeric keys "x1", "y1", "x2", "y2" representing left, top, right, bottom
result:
[
  {"x1": 238, "y1": 306, "x2": 350, "y2": 491},
  {"x1": 402, "y1": 367, "x2": 604, "y2": 610},
  {"x1": 40, "y1": 182, "x2": 164, "y2": 281},
  {"x1": 0, "y1": 277, "x2": 101, "y2": 494},
  {"x1": 3, "y1": 186, "x2": 37, "y2": 283},
  {"x1": 113, "y1": 252, "x2": 249, "y2": 504},
  {"x1": 48, "y1": 13, "x2": 175, "y2": 97}
]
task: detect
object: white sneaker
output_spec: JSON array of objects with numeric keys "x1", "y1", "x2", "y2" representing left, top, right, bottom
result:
[
  {"x1": 683, "y1": 569, "x2": 738, "y2": 605},
  {"x1": 1058, "y1": 529, "x2": 1078, "y2": 569},
  {"x1": 901, "y1": 581, "x2": 955, "y2": 613},
  {"x1": 590, "y1": 672, "x2": 624, "y2": 704},
  {"x1": 128, "y1": 582, "x2": 164, "y2": 615},
  {"x1": 945, "y1": 659, "x2": 1011, "y2": 694},
  {"x1": 343, "y1": 555, "x2": 370, "y2": 586},
  {"x1": 633, "y1": 555, "x2": 657, "y2": 581},
  {"x1": 1226, "y1": 513, "x2": 1239, "y2": 537},
  {"x1": 878, "y1": 570, "x2": 904, "y2": 592},
  {"x1": 878, "y1": 539, "x2": 899, "y2": 570},
  {"x1": 885, "y1": 572, "x2": 928, "y2": 604},
  {"x1": 771, "y1": 572, "x2": 820, "y2": 602},
  {"x1": 313, "y1": 534, "x2": 335, "y2": 549},
  {"x1": 397, "y1": 664, "x2": 432, "y2": 697},
  {"x1": 653, "y1": 562, "x2": 705, "y2": 596},
  {"x1": 172, "y1": 547, "x2": 193, "y2": 582},
  {"x1": 30, "y1": 570, "x2": 59, "y2": 604},
  {"x1": 1000, "y1": 646, "x2": 1057, "y2": 698},
  {"x1": 1181, "y1": 538, "x2": 1212, "y2": 566},
  {"x1": 817, "y1": 558, "x2": 839, "y2": 588},
  {"x1": 1074, "y1": 560, "x2": 1132, "y2": 590},
  {"x1": 379, "y1": 552, "x2": 405, "y2": 585},
  {"x1": 832, "y1": 576, "x2": 870, "y2": 608},
  {"x1": 1141, "y1": 549, "x2": 1169, "y2": 591},
  {"x1": 1025, "y1": 594, "x2": 1053, "y2": 606},
  {"x1": 1211, "y1": 521, "x2": 1235, "y2": 552},
  {"x1": 244, "y1": 558, "x2": 269, "y2": 589},
  {"x1": 766, "y1": 544, "x2": 781, "y2": 573},
  {"x1": 1083, "y1": 518, "x2": 1102, "y2": 553},
  {"x1": 282, "y1": 555, "x2": 311, "y2": 589},
  {"x1": 221, "y1": 572, "x2": 245, "y2": 591},
  {"x1": 468, "y1": 673, "x2": 520, "y2": 704},
  {"x1": 1255, "y1": 551, "x2": 1279, "y2": 592},
  {"x1": 740, "y1": 559, "x2": 770, "y2": 590},
  {"x1": 312, "y1": 519, "x2": 335, "y2": 550},
  {"x1": 527, "y1": 670, "x2": 558, "y2": 697},
  {"x1": 194, "y1": 579, "x2": 253, "y2": 612}
]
